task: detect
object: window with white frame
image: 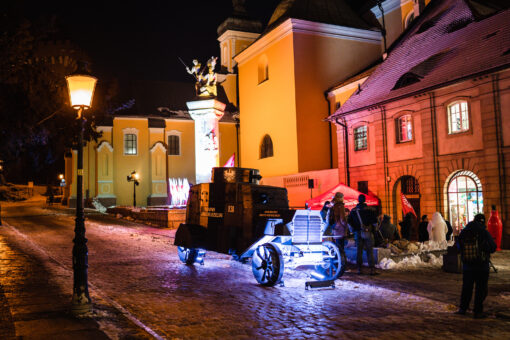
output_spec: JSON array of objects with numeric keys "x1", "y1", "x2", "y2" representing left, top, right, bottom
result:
[
  {"x1": 168, "y1": 135, "x2": 180, "y2": 155},
  {"x1": 397, "y1": 114, "x2": 413, "y2": 143},
  {"x1": 354, "y1": 125, "x2": 368, "y2": 151},
  {"x1": 124, "y1": 134, "x2": 137, "y2": 155},
  {"x1": 448, "y1": 100, "x2": 469, "y2": 134}
]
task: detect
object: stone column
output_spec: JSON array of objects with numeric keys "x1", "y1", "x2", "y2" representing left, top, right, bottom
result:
[{"x1": 187, "y1": 99, "x2": 226, "y2": 184}]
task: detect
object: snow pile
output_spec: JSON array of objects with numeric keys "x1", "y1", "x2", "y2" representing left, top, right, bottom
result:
[
  {"x1": 378, "y1": 258, "x2": 397, "y2": 270},
  {"x1": 377, "y1": 253, "x2": 443, "y2": 270},
  {"x1": 0, "y1": 184, "x2": 30, "y2": 201},
  {"x1": 389, "y1": 239, "x2": 453, "y2": 255},
  {"x1": 419, "y1": 240, "x2": 453, "y2": 252},
  {"x1": 91, "y1": 198, "x2": 107, "y2": 213}
]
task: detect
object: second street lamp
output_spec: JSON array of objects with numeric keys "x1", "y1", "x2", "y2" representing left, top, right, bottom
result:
[
  {"x1": 127, "y1": 170, "x2": 139, "y2": 206},
  {"x1": 66, "y1": 62, "x2": 97, "y2": 315}
]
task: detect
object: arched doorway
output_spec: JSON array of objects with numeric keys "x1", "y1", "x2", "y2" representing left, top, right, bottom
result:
[
  {"x1": 446, "y1": 170, "x2": 483, "y2": 234},
  {"x1": 393, "y1": 176, "x2": 420, "y2": 239}
]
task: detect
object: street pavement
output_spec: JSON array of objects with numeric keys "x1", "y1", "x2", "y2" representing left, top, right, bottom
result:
[{"x1": 1, "y1": 199, "x2": 510, "y2": 339}]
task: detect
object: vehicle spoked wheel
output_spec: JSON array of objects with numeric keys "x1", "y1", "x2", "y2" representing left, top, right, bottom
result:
[
  {"x1": 314, "y1": 241, "x2": 344, "y2": 280},
  {"x1": 252, "y1": 243, "x2": 284, "y2": 286},
  {"x1": 177, "y1": 247, "x2": 198, "y2": 265}
]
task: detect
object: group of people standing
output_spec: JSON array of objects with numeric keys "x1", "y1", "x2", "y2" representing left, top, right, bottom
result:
[
  {"x1": 321, "y1": 193, "x2": 380, "y2": 276},
  {"x1": 320, "y1": 192, "x2": 497, "y2": 318}
]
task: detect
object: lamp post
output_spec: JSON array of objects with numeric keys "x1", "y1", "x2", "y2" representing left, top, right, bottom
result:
[
  {"x1": 127, "y1": 170, "x2": 140, "y2": 206},
  {"x1": 66, "y1": 62, "x2": 97, "y2": 315}
]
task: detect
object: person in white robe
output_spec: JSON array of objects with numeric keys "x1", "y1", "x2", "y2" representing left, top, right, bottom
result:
[{"x1": 427, "y1": 212, "x2": 448, "y2": 242}]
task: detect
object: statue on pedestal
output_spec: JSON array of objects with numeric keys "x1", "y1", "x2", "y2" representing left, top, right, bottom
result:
[{"x1": 184, "y1": 56, "x2": 218, "y2": 97}]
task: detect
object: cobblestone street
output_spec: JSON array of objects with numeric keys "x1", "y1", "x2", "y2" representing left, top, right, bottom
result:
[{"x1": 1, "y1": 200, "x2": 510, "y2": 339}]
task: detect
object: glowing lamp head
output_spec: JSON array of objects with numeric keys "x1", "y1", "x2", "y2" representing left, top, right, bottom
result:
[
  {"x1": 59, "y1": 174, "x2": 64, "y2": 180},
  {"x1": 66, "y1": 62, "x2": 97, "y2": 109},
  {"x1": 133, "y1": 172, "x2": 140, "y2": 180}
]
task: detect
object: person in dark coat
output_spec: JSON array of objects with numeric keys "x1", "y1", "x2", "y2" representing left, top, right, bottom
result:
[
  {"x1": 347, "y1": 194, "x2": 378, "y2": 275},
  {"x1": 330, "y1": 193, "x2": 347, "y2": 266},
  {"x1": 399, "y1": 212, "x2": 413, "y2": 240},
  {"x1": 445, "y1": 219, "x2": 453, "y2": 241},
  {"x1": 379, "y1": 214, "x2": 400, "y2": 243},
  {"x1": 320, "y1": 200, "x2": 332, "y2": 234},
  {"x1": 418, "y1": 215, "x2": 429, "y2": 242},
  {"x1": 455, "y1": 214, "x2": 496, "y2": 318}
]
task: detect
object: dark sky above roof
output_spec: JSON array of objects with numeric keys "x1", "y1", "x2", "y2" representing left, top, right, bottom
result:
[
  {"x1": 8, "y1": 0, "x2": 380, "y2": 84},
  {"x1": 7, "y1": 0, "x2": 279, "y2": 82}
]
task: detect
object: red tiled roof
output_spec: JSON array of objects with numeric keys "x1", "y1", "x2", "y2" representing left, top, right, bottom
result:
[{"x1": 330, "y1": 0, "x2": 510, "y2": 118}]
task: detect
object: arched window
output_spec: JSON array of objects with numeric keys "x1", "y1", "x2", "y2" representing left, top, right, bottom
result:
[
  {"x1": 396, "y1": 114, "x2": 413, "y2": 143},
  {"x1": 447, "y1": 171, "x2": 483, "y2": 233},
  {"x1": 447, "y1": 100, "x2": 469, "y2": 134},
  {"x1": 258, "y1": 54, "x2": 268, "y2": 84},
  {"x1": 260, "y1": 134, "x2": 273, "y2": 159},
  {"x1": 404, "y1": 11, "x2": 415, "y2": 29}
]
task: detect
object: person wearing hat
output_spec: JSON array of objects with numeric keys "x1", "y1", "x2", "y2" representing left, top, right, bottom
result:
[
  {"x1": 330, "y1": 192, "x2": 347, "y2": 269},
  {"x1": 455, "y1": 213, "x2": 496, "y2": 318}
]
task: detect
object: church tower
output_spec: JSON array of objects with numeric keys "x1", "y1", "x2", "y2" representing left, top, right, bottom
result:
[
  {"x1": 217, "y1": 0, "x2": 262, "y2": 73},
  {"x1": 217, "y1": 0, "x2": 263, "y2": 106}
]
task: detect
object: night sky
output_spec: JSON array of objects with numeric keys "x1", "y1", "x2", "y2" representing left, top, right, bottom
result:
[{"x1": 8, "y1": 0, "x2": 279, "y2": 82}]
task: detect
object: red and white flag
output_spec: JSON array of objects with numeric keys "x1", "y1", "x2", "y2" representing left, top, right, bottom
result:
[
  {"x1": 401, "y1": 192, "x2": 417, "y2": 217},
  {"x1": 223, "y1": 153, "x2": 235, "y2": 167}
]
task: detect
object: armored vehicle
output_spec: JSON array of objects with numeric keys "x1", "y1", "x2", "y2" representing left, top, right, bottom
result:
[{"x1": 174, "y1": 167, "x2": 345, "y2": 286}]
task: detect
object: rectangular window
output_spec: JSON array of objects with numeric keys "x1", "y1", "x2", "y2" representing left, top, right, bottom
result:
[
  {"x1": 358, "y1": 181, "x2": 368, "y2": 194},
  {"x1": 168, "y1": 135, "x2": 180, "y2": 155},
  {"x1": 354, "y1": 126, "x2": 368, "y2": 151},
  {"x1": 124, "y1": 134, "x2": 137, "y2": 155},
  {"x1": 397, "y1": 115, "x2": 413, "y2": 143},
  {"x1": 448, "y1": 101, "x2": 469, "y2": 134}
]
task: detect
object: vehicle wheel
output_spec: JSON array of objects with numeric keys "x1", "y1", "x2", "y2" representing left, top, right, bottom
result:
[
  {"x1": 252, "y1": 243, "x2": 284, "y2": 286},
  {"x1": 177, "y1": 247, "x2": 198, "y2": 265},
  {"x1": 315, "y1": 241, "x2": 345, "y2": 280}
]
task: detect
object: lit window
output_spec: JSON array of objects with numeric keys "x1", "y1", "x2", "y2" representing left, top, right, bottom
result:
[
  {"x1": 124, "y1": 134, "x2": 137, "y2": 155},
  {"x1": 397, "y1": 114, "x2": 413, "y2": 143},
  {"x1": 260, "y1": 134, "x2": 273, "y2": 159},
  {"x1": 258, "y1": 55, "x2": 268, "y2": 84},
  {"x1": 448, "y1": 101, "x2": 469, "y2": 134},
  {"x1": 168, "y1": 135, "x2": 180, "y2": 155},
  {"x1": 354, "y1": 126, "x2": 368, "y2": 151}
]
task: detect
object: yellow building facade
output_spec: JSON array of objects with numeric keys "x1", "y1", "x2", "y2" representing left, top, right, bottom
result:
[
  {"x1": 224, "y1": 0, "x2": 432, "y2": 207},
  {"x1": 66, "y1": 109, "x2": 237, "y2": 208},
  {"x1": 64, "y1": 0, "x2": 432, "y2": 209}
]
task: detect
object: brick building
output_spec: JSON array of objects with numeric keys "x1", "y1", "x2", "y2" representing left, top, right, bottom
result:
[{"x1": 328, "y1": 0, "x2": 510, "y2": 246}]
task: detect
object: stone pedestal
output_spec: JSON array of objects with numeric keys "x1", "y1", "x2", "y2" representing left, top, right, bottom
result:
[{"x1": 186, "y1": 98, "x2": 226, "y2": 184}]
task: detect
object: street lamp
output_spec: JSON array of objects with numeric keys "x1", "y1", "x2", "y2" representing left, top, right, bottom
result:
[
  {"x1": 127, "y1": 170, "x2": 140, "y2": 206},
  {"x1": 66, "y1": 62, "x2": 97, "y2": 315},
  {"x1": 58, "y1": 174, "x2": 64, "y2": 195}
]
